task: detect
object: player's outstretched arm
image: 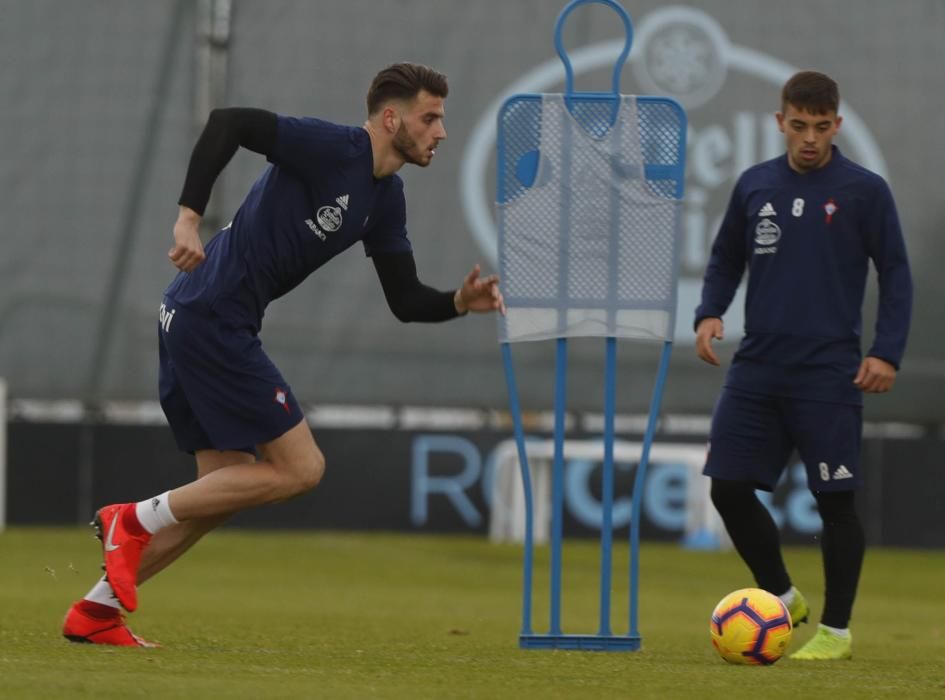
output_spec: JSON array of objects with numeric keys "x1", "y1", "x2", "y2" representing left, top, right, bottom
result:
[
  {"x1": 454, "y1": 264, "x2": 506, "y2": 316},
  {"x1": 695, "y1": 317, "x2": 724, "y2": 366},
  {"x1": 372, "y1": 254, "x2": 506, "y2": 321}
]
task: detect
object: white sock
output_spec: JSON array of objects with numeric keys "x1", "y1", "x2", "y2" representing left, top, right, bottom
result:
[
  {"x1": 84, "y1": 576, "x2": 121, "y2": 609},
  {"x1": 778, "y1": 587, "x2": 796, "y2": 606},
  {"x1": 820, "y1": 623, "x2": 850, "y2": 638},
  {"x1": 135, "y1": 491, "x2": 179, "y2": 534}
]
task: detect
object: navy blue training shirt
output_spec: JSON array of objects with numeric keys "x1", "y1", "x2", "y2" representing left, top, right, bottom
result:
[
  {"x1": 695, "y1": 146, "x2": 912, "y2": 405},
  {"x1": 166, "y1": 116, "x2": 412, "y2": 329}
]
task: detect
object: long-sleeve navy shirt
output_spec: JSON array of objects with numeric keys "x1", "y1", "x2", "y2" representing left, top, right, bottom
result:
[
  {"x1": 695, "y1": 147, "x2": 912, "y2": 405},
  {"x1": 170, "y1": 111, "x2": 458, "y2": 330}
]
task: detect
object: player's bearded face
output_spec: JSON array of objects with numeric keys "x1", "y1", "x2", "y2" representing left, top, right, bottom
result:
[
  {"x1": 393, "y1": 121, "x2": 429, "y2": 166},
  {"x1": 777, "y1": 105, "x2": 842, "y2": 173},
  {"x1": 392, "y1": 91, "x2": 446, "y2": 167}
]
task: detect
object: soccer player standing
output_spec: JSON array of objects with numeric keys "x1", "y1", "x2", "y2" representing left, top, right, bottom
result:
[
  {"x1": 695, "y1": 71, "x2": 912, "y2": 660},
  {"x1": 63, "y1": 63, "x2": 505, "y2": 646}
]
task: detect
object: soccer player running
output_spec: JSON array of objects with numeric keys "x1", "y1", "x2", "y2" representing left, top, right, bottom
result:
[
  {"x1": 63, "y1": 63, "x2": 506, "y2": 647},
  {"x1": 695, "y1": 72, "x2": 912, "y2": 660}
]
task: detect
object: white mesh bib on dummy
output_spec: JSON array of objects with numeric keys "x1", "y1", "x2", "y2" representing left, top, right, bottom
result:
[{"x1": 497, "y1": 94, "x2": 681, "y2": 344}]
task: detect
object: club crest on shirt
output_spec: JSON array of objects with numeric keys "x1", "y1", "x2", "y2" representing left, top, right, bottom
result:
[
  {"x1": 824, "y1": 198, "x2": 839, "y2": 224},
  {"x1": 316, "y1": 205, "x2": 343, "y2": 232},
  {"x1": 754, "y1": 218, "x2": 781, "y2": 254},
  {"x1": 273, "y1": 387, "x2": 290, "y2": 414}
]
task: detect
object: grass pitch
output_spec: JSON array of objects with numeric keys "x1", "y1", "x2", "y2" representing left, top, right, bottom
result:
[{"x1": 0, "y1": 527, "x2": 942, "y2": 699}]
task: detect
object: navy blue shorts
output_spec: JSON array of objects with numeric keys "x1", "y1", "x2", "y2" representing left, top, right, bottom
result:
[
  {"x1": 157, "y1": 298, "x2": 303, "y2": 454},
  {"x1": 703, "y1": 387, "x2": 863, "y2": 492}
]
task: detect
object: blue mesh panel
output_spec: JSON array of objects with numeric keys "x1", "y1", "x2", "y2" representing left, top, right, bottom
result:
[{"x1": 497, "y1": 94, "x2": 687, "y2": 343}]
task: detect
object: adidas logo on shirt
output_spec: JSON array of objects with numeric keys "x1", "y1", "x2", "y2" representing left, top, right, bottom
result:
[
  {"x1": 758, "y1": 202, "x2": 777, "y2": 217},
  {"x1": 832, "y1": 465, "x2": 854, "y2": 480},
  {"x1": 336, "y1": 194, "x2": 349, "y2": 211}
]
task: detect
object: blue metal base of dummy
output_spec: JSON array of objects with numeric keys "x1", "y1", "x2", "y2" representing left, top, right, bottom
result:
[{"x1": 520, "y1": 633, "x2": 642, "y2": 651}]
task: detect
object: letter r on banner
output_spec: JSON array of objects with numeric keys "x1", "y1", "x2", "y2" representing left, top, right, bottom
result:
[{"x1": 411, "y1": 435, "x2": 482, "y2": 527}]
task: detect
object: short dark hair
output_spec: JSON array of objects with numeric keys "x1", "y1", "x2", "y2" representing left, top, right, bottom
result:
[
  {"x1": 366, "y1": 63, "x2": 449, "y2": 115},
  {"x1": 781, "y1": 71, "x2": 839, "y2": 114}
]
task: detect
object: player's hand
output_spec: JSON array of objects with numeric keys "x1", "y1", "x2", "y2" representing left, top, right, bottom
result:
[
  {"x1": 454, "y1": 264, "x2": 506, "y2": 316},
  {"x1": 169, "y1": 206, "x2": 206, "y2": 272},
  {"x1": 854, "y1": 356, "x2": 896, "y2": 393},
  {"x1": 695, "y1": 317, "x2": 724, "y2": 366}
]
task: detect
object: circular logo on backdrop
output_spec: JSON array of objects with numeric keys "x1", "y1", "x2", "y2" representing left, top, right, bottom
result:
[{"x1": 631, "y1": 7, "x2": 730, "y2": 109}]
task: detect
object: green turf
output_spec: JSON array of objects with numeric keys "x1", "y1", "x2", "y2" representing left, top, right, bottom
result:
[{"x1": 0, "y1": 527, "x2": 942, "y2": 699}]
